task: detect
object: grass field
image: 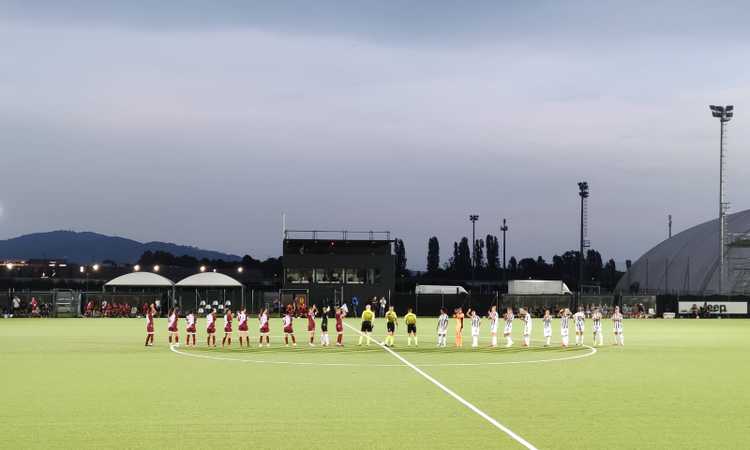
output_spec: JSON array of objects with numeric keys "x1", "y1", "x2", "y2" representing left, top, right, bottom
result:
[{"x1": 1, "y1": 317, "x2": 749, "y2": 449}]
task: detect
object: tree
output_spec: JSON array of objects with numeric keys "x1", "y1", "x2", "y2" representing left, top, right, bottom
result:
[
  {"x1": 427, "y1": 237, "x2": 440, "y2": 274},
  {"x1": 485, "y1": 234, "x2": 500, "y2": 274},
  {"x1": 394, "y1": 239, "x2": 407, "y2": 276},
  {"x1": 473, "y1": 238, "x2": 485, "y2": 270},
  {"x1": 508, "y1": 256, "x2": 518, "y2": 276}
]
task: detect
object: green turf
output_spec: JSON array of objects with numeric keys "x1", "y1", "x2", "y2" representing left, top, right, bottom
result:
[{"x1": 1, "y1": 317, "x2": 748, "y2": 449}]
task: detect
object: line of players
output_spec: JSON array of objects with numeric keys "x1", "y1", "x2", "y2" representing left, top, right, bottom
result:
[
  {"x1": 144, "y1": 303, "x2": 624, "y2": 348},
  {"x1": 144, "y1": 304, "x2": 348, "y2": 348}
]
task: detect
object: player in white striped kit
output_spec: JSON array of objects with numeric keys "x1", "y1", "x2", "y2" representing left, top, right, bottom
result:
[
  {"x1": 573, "y1": 306, "x2": 586, "y2": 346},
  {"x1": 560, "y1": 308, "x2": 571, "y2": 348},
  {"x1": 469, "y1": 309, "x2": 481, "y2": 348},
  {"x1": 519, "y1": 308, "x2": 532, "y2": 347},
  {"x1": 488, "y1": 305, "x2": 499, "y2": 347},
  {"x1": 612, "y1": 306, "x2": 624, "y2": 346},
  {"x1": 542, "y1": 309, "x2": 552, "y2": 346},
  {"x1": 436, "y1": 308, "x2": 449, "y2": 347},
  {"x1": 503, "y1": 307, "x2": 514, "y2": 347},
  {"x1": 591, "y1": 307, "x2": 604, "y2": 346}
]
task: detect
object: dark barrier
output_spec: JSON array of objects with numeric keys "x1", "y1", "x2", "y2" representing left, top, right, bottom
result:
[{"x1": 657, "y1": 295, "x2": 750, "y2": 318}]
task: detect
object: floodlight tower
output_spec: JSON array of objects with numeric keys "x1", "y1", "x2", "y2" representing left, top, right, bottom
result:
[
  {"x1": 709, "y1": 105, "x2": 733, "y2": 295},
  {"x1": 500, "y1": 218, "x2": 508, "y2": 288},
  {"x1": 469, "y1": 214, "x2": 479, "y2": 285},
  {"x1": 577, "y1": 182, "x2": 590, "y2": 307}
]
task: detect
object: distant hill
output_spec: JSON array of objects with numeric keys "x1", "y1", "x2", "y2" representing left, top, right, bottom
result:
[{"x1": 0, "y1": 230, "x2": 242, "y2": 263}]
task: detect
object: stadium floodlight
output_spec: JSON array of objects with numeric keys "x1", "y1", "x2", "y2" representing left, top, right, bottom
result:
[
  {"x1": 92, "y1": 264, "x2": 100, "y2": 272},
  {"x1": 500, "y1": 218, "x2": 508, "y2": 287},
  {"x1": 5, "y1": 263, "x2": 13, "y2": 270},
  {"x1": 212, "y1": 269, "x2": 217, "y2": 273},
  {"x1": 79, "y1": 266, "x2": 85, "y2": 273},
  {"x1": 133, "y1": 264, "x2": 141, "y2": 272},
  {"x1": 709, "y1": 104, "x2": 734, "y2": 294},
  {"x1": 200, "y1": 265, "x2": 207, "y2": 272},
  {"x1": 577, "y1": 181, "x2": 590, "y2": 308},
  {"x1": 153, "y1": 265, "x2": 160, "y2": 272},
  {"x1": 469, "y1": 214, "x2": 479, "y2": 285},
  {"x1": 237, "y1": 267, "x2": 244, "y2": 273}
]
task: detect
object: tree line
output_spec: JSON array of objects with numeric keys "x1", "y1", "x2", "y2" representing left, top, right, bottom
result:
[{"x1": 422, "y1": 235, "x2": 625, "y2": 291}]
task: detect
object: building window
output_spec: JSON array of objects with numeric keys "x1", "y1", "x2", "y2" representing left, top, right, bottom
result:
[
  {"x1": 314, "y1": 268, "x2": 343, "y2": 284},
  {"x1": 367, "y1": 268, "x2": 382, "y2": 285},
  {"x1": 286, "y1": 268, "x2": 313, "y2": 284},
  {"x1": 345, "y1": 268, "x2": 366, "y2": 284}
]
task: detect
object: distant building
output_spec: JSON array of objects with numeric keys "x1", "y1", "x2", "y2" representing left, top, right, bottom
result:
[{"x1": 282, "y1": 230, "x2": 395, "y2": 307}]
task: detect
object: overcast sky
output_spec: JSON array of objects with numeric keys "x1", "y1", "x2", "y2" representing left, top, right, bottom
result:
[{"x1": 1, "y1": 1, "x2": 749, "y2": 268}]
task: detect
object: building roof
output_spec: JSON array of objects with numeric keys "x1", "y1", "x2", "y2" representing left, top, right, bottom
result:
[
  {"x1": 105, "y1": 272, "x2": 174, "y2": 287},
  {"x1": 616, "y1": 209, "x2": 750, "y2": 295},
  {"x1": 175, "y1": 272, "x2": 243, "y2": 288}
]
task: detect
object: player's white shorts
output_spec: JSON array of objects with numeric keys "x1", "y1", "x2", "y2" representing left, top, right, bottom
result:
[
  {"x1": 438, "y1": 329, "x2": 447, "y2": 337},
  {"x1": 593, "y1": 324, "x2": 602, "y2": 334},
  {"x1": 504, "y1": 325, "x2": 513, "y2": 334},
  {"x1": 471, "y1": 328, "x2": 480, "y2": 337},
  {"x1": 490, "y1": 322, "x2": 498, "y2": 334},
  {"x1": 614, "y1": 324, "x2": 623, "y2": 334},
  {"x1": 543, "y1": 326, "x2": 552, "y2": 337},
  {"x1": 561, "y1": 328, "x2": 569, "y2": 337},
  {"x1": 576, "y1": 323, "x2": 584, "y2": 333},
  {"x1": 523, "y1": 325, "x2": 532, "y2": 336}
]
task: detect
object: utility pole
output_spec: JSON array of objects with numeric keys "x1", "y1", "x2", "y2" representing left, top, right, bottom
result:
[{"x1": 668, "y1": 214, "x2": 672, "y2": 239}]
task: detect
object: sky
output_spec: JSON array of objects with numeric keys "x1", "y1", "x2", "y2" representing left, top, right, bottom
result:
[{"x1": 1, "y1": 1, "x2": 749, "y2": 268}]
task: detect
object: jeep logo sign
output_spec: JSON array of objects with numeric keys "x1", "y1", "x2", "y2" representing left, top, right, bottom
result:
[{"x1": 678, "y1": 301, "x2": 748, "y2": 315}]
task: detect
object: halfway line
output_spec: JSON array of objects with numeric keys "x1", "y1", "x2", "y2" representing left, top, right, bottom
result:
[{"x1": 343, "y1": 323, "x2": 538, "y2": 450}]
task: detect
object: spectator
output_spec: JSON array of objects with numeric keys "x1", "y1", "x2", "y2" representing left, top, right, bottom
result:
[
  {"x1": 12, "y1": 295, "x2": 21, "y2": 317},
  {"x1": 351, "y1": 296, "x2": 359, "y2": 317},
  {"x1": 379, "y1": 297, "x2": 387, "y2": 317}
]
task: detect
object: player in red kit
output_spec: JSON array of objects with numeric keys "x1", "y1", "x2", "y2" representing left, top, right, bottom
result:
[
  {"x1": 144, "y1": 304, "x2": 155, "y2": 346},
  {"x1": 307, "y1": 305, "x2": 317, "y2": 346},
  {"x1": 222, "y1": 309, "x2": 233, "y2": 347},
  {"x1": 335, "y1": 306, "x2": 345, "y2": 346},
  {"x1": 258, "y1": 308, "x2": 270, "y2": 347},
  {"x1": 167, "y1": 308, "x2": 179, "y2": 345},
  {"x1": 206, "y1": 309, "x2": 217, "y2": 347},
  {"x1": 237, "y1": 308, "x2": 249, "y2": 347},
  {"x1": 282, "y1": 311, "x2": 296, "y2": 346},
  {"x1": 185, "y1": 311, "x2": 197, "y2": 346}
]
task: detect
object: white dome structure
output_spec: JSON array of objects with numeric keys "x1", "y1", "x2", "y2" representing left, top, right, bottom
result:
[
  {"x1": 105, "y1": 271, "x2": 174, "y2": 287},
  {"x1": 175, "y1": 272, "x2": 242, "y2": 288},
  {"x1": 617, "y1": 209, "x2": 750, "y2": 295}
]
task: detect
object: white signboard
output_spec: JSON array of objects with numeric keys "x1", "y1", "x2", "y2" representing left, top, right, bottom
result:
[{"x1": 678, "y1": 301, "x2": 748, "y2": 315}]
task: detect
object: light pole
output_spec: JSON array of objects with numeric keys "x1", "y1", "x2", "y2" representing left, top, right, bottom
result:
[
  {"x1": 578, "y1": 182, "x2": 590, "y2": 309},
  {"x1": 501, "y1": 218, "x2": 508, "y2": 289},
  {"x1": 709, "y1": 104, "x2": 733, "y2": 295},
  {"x1": 469, "y1": 214, "x2": 479, "y2": 286}
]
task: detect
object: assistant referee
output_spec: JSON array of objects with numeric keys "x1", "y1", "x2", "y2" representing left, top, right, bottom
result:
[
  {"x1": 358, "y1": 304, "x2": 375, "y2": 346},
  {"x1": 404, "y1": 308, "x2": 418, "y2": 346}
]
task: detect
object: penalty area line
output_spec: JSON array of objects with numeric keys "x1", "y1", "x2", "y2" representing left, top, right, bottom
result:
[{"x1": 343, "y1": 323, "x2": 538, "y2": 450}]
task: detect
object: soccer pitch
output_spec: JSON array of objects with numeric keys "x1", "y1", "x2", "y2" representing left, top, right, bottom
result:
[{"x1": 2, "y1": 318, "x2": 748, "y2": 449}]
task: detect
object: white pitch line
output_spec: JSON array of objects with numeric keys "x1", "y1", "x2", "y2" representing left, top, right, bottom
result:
[{"x1": 343, "y1": 323, "x2": 538, "y2": 450}]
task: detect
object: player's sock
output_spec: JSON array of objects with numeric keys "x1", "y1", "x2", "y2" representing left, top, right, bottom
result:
[
  {"x1": 620, "y1": 335, "x2": 624, "y2": 345},
  {"x1": 491, "y1": 335, "x2": 497, "y2": 347},
  {"x1": 414, "y1": 336, "x2": 418, "y2": 346},
  {"x1": 407, "y1": 336, "x2": 411, "y2": 346},
  {"x1": 366, "y1": 335, "x2": 371, "y2": 346},
  {"x1": 472, "y1": 336, "x2": 478, "y2": 347},
  {"x1": 169, "y1": 335, "x2": 172, "y2": 344},
  {"x1": 524, "y1": 336, "x2": 530, "y2": 346}
]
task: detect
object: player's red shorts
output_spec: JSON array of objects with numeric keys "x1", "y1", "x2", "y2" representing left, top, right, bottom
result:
[
  {"x1": 187, "y1": 325, "x2": 196, "y2": 333},
  {"x1": 147, "y1": 324, "x2": 154, "y2": 333},
  {"x1": 336, "y1": 323, "x2": 343, "y2": 333},
  {"x1": 168, "y1": 326, "x2": 177, "y2": 333},
  {"x1": 260, "y1": 324, "x2": 269, "y2": 334},
  {"x1": 224, "y1": 324, "x2": 232, "y2": 333},
  {"x1": 239, "y1": 323, "x2": 248, "y2": 331},
  {"x1": 207, "y1": 325, "x2": 216, "y2": 334},
  {"x1": 283, "y1": 325, "x2": 293, "y2": 334},
  {"x1": 307, "y1": 323, "x2": 315, "y2": 332}
]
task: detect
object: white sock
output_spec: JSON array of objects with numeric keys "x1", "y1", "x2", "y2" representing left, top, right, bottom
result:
[
  {"x1": 472, "y1": 336, "x2": 478, "y2": 347},
  {"x1": 562, "y1": 336, "x2": 568, "y2": 346},
  {"x1": 545, "y1": 336, "x2": 551, "y2": 345},
  {"x1": 407, "y1": 337, "x2": 412, "y2": 346},
  {"x1": 506, "y1": 337, "x2": 513, "y2": 346},
  {"x1": 491, "y1": 335, "x2": 497, "y2": 347},
  {"x1": 620, "y1": 335, "x2": 624, "y2": 345},
  {"x1": 524, "y1": 336, "x2": 530, "y2": 346}
]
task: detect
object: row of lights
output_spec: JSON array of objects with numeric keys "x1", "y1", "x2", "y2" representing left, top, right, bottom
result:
[
  {"x1": 200, "y1": 265, "x2": 244, "y2": 274},
  {"x1": 127, "y1": 265, "x2": 244, "y2": 274}
]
